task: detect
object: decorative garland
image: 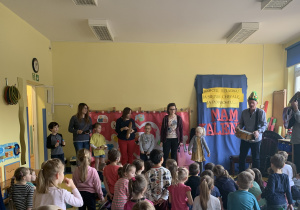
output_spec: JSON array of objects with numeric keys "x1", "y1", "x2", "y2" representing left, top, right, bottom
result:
[{"x1": 4, "y1": 85, "x2": 21, "y2": 105}]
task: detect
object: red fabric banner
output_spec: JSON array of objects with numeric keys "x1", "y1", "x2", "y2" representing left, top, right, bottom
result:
[{"x1": 89, "y1": 111, "x2": 190, "y2": 162}]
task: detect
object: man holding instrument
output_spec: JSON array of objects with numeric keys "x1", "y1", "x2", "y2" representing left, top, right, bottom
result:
[{"x1": 235, "y1": 91, "x2": 267, "y2": 173}]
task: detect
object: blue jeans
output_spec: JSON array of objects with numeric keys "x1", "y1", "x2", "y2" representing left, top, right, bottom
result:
[
  {"x1": 239, "y1": 140, "x2": 261, "y2": 172},
  {"x1": 73, "y1": 141, "x2": 90, "y2": 155},
  {"x1": 51, "y1": 153, "x2": 65, "y2": 164}
]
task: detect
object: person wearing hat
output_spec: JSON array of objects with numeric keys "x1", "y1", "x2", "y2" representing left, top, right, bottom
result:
[{"x1": 235, "y1": 91, "x2": 267, "y2": 173}]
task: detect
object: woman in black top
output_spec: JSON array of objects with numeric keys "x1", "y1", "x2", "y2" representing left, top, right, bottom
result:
[{"x1": 115, "y1": 107, "x2": 137, "y2": 165}]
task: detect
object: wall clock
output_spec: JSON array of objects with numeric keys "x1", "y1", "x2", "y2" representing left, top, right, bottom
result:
[{"x1": 32, "y1": 58, "x2": 39, "y2": 73}]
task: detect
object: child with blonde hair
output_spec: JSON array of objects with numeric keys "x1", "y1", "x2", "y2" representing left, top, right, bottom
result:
[
  {"x1": 11, "y1": 167, "x2": 34, "y2": 210},
  {"x1": 132, "y1": 201, "x2": 155, "y2": 210},
  {"x1": 112, "y1": 164, "x2": 136, "y2": 210},
  {"x1": 227, "y1": 171, "x2": 260, "y2": 210},
  {"x1": 166, "y1": 159, "x2": 178, "y2": 184},
  {"x1": 72, "y1": 148, "x2": 104, "y2": 210},
  {"x1": 124, "y1": 175, "x2": 153, "y2": 210},
  {"x1": 188, "y1": 126, "x2": 210, "y2": 173},
  {"x1": 168, "y1": 167, "x2": 193, "y2": 210},
  {"x1": 33, "y1": 159, "x2": 83, "y2": 209},
  {"x1": 245, "y1": 168, "x2": 266, "y2": 207},
  {"x1": 90, "y1": 123, "x2": 107, "y2": 171},
  {"x1": 193, "y1": 175, "x2": 221, "y2": 210},
  {"x1": 213, "y1": 165, "x2": 238, "y2": 209}
]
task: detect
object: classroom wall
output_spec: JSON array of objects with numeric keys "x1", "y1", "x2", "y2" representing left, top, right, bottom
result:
[
  {"x1": 52, "y1": 42, "x2": 285, "y2": 160},
  {"x1": 0, "y1": 3, "x2": 53, "y2": 179}
]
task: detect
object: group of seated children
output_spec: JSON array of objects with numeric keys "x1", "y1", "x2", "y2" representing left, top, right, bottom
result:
[{"x1": 10, "y1": 121, "x2": 300, "y2": 210}]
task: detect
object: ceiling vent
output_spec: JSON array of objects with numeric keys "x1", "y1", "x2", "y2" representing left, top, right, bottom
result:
[
  {"x1": 227, "y1": 22, "x2": 259, "y2": 44},
  {"x1": 72, "y1": 0, "x2": 98, "y2": 6},
  {"x1": 261, "y1": 0, "x2": 293, "y2": 10},
  {"x1": 88, "y1": 20, "x2": 114, "y2": 41}
]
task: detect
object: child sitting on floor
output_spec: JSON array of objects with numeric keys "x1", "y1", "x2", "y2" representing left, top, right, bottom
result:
[
  {"x1": 227, "y1": 171, "x2": 260, "y2": 210},
  {"x1": 193, "y1": 175, "x2": 221, "y2": 210},
  {"x1": 145, "y1": 149, "x2": 172, "y2": 209},
  {"x1": 124, "y1": 175, "x2": 153, "y2": 210}
]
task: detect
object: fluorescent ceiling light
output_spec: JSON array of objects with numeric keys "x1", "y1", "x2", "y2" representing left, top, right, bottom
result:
[
  {"x1": 261, "y1": 0, "x2": 293, "y2": 10},
  {"x1": 72, "y1": 0, "x2": 98, "y2": 6},
  {"x1": 227, "y1": 22, "x2": 259, "y2": 44},
  {"x1": 88, "y1": 19, "x2": 114, "y2": 41}
]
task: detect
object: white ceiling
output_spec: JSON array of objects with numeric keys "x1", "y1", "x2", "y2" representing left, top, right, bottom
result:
[{"x1": 1, "y1": 0, "x2": 300, "y2": 44}]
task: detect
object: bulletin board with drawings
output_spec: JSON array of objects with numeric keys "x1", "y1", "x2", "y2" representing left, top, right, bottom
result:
[{"x1": 4, "y1": 161, "x2": 20, "y2": 180}]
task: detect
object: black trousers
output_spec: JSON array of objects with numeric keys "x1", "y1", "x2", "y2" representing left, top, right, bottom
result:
[
  {"x1": 79, "y1": 191, "x2": 96, "y2": 210},
  {"x1": 239, "y1": 140, "x2": 261, "y2": 173},
  {"x1": 163, "y1": 138, "x2": 178, "y2": 166},
  {"x1": 294, "y1": 144, "x2": 300, "y2": 173}
]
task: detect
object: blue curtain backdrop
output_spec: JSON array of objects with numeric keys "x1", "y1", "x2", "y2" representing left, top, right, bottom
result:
[{"x1": 194, "y1": 75, "x2": 248, "y2": 170}]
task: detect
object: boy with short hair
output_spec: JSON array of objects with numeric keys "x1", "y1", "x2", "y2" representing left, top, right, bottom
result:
[
  {"x1": 185, "y1": 163, "x2": 201, "y2": 200},
  {"x1": 145, "y1": 149, "x2": 171, "y2": 210},
  {"x1": 204, "y1": 162, "x2": 215, "y2": 171},
  {"x1": 47, "y1": 122, "x2": 65, "y2": 164},
  {"x1": 261, "y1": 154, "x2": 293, "y2": 210},
  {"x1": 139, "y1": 123, "x2": 155, "y2": 161},
  {"x1": 227, "y1": 171, "x2": 260, "y2": 210}
]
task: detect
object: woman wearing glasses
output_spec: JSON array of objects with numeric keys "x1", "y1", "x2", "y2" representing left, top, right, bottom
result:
[{"x1": 160, "y1": 103, "x2": 183, "y2": 166}]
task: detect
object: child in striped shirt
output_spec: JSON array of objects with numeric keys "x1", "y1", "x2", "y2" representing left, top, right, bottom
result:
[
  {"x1": 111, "y1": 164, "x2": 136, "y2": 210},
  {"x1": 11, "y1": 167, "x2": 34, "y2": 210}
]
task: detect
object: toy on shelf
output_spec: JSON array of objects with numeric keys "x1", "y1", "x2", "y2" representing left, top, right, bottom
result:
[{"x1": 0, "y1": 142, "x2": 20, "y2": 162}]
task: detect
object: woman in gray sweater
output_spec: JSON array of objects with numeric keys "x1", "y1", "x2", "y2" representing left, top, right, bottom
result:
[{"x1": 68, "y1": 103, "x2": 92, "y2": 155}]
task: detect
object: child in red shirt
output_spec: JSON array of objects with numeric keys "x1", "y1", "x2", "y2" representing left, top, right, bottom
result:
[
  {"x1": 168, "y1": 167, "x2": 193, "y2": 210},
  {"x1": 103, "y1": 148, "x2": 121, "y2": 199}
]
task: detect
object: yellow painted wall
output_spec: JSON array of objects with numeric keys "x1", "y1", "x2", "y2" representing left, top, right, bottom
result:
[
  {"x1": 52, "y1": 42, "x2": 285, "y2": 160},
  {"x1": 0, "y1": 3, "x2": 53, "y2": 179}
]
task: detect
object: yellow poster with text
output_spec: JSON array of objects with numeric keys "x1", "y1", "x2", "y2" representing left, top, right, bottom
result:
[{"x1": 202, "y1": 87, "x2": 244, "y2": 108}]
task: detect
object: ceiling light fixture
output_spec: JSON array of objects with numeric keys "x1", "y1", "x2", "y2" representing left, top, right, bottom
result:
[
  {"x1": 261, "y1": 0, "x2": 293, "y2": 10},
  {"x1": 72, "y1": 0, "x2": 98, "y2": 6},
  {"x1": 227, "y1": 22, "x2": 259, "y2": 44},
  {"x1": 88, "y1": 19, "x2": 114, "y2": 41}
]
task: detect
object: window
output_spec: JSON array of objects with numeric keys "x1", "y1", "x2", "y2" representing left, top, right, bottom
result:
[{"x1": 295, "y1": 64, "x2": 300, "y2": 93}]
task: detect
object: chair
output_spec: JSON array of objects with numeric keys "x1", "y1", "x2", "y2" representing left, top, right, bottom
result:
[{"x1": 259, "y1": 131, "x2": 282, "y2": 177}]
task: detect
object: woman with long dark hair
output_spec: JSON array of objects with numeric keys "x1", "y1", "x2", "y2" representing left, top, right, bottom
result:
[
  {"x1": 115, "y1": 107, "x2": 137, "y2": 165},
  {"x1": 68, "y1": 103, "x2": 92, "y2": 154},
  {"x1": 160, "y1": 103, "x2": 183, "y2": 166}
]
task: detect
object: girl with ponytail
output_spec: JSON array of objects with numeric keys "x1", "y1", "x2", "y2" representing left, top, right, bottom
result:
[
  {"x1": 11, "y1": 167, "x2": 34, "y2": 210},
  {"x1": 168, "y1": 167, "x2": 193, "y2": 210},
  {"x1": 124, "y1": 175, "x2": 153, "y2": 210},
  {"x1": 193, "y1": 175, "x2": 221, "y2": 210},
  {"x1": 33, "y1": 158, "x2": 83, "y2": 209},
  {"x1": 72, "y1": 149, "x2": 104, "y2": 210}
]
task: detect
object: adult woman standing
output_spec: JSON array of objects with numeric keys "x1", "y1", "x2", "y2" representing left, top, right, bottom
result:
[
  {"x1": 68, "y1": 103, "x2": 92, "y2": 155},
  {"x1": 161, "y1": 103, "x2": 183, "y2": 166},
  {"x1": 115, "y1": 107, "x2": 137, "y2": 165},
  {"x1": 291, "y1": 99, "x2": 300, "y2": 173}
]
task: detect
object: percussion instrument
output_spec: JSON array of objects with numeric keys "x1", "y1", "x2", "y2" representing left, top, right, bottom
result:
[
  {"x1": 126, "y1": 121, "x2": 132, "y2": 139},
  {"x1": 235, "y1": 127, "x2": 255, "y2": 141}
]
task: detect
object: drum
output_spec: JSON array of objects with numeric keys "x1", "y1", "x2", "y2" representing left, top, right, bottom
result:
[{"x1": 235, "y1": 128, "x2": 255, "y2": 141}]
